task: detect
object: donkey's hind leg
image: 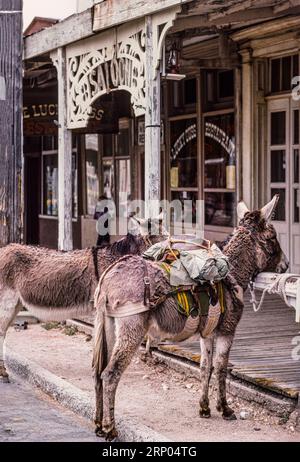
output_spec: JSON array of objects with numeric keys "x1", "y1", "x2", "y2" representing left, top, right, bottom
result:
[
  {"x1": 101, "y1": 312, "x2": 148, "y2": 441},
  {"x1": 0, "y1": 290, "x2": 21, "y2": 382},
  {"x1": 199, "y1": 336, "x2": 214, "y2": 418},
  {"x1": 214, "y1": 334, "x2": 236, "y2": 420},
  {"x1": 95, "y1": 316, "x2": 116, "y2": 438}
]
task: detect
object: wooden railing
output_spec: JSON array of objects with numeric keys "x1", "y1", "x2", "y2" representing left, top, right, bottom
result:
[{"x1": 253, "y1": 273, "x2": 300, "y2": 323}]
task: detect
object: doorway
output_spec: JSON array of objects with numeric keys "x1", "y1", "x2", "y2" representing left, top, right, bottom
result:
[
  {"x1": 267, "y1": 97, "x2": 300, "y2": 272},
  {"x1": 24, "y1": 154, "x2": 41, "y2": 245}
]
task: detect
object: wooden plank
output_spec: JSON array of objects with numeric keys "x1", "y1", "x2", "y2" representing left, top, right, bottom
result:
[
  {"x1": 0, "y1": 1, "x2": 23, "y2": 245},
  {"x1": 24, "y1": 9, "x2": 93, "y2": 60},
  {"x1": 93, "y1": 0, "x2": 191, "y2": 32}
]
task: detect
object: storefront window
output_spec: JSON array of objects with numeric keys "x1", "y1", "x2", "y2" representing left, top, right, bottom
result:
[
  {"x1": 205, "y1": 192, "x2": 235, "y2": 227},
  {"x1": 117, "y1": 159, "x2": 131, "y2": 217},
  {"x1": 204, "y1": 112, "x2": 236, "y2": 227},
  {"x1": 270, "y1": 54, "x2": 299, "y2": 93},
  {"x1": 170, "y1": 118, "x2": 198, "y2": 189},
  {"x1": 103, "y1": 134, "x2": 113, "y2": 158},
  {"x1": 85, "y1": 134, "x2": 99, "y2": 216},
  {"x1": 171, "y1": 190, "x2": 198, "y2": 226},
  {"x1": 43, "y1": 154, "x2": 58, "y2": 217},
  {"x1": 42, "y1": 135, "x2": 78, "y2": 218},
  {"x1": 103, "y1": 159, "x2": 114, "y2": 200}
]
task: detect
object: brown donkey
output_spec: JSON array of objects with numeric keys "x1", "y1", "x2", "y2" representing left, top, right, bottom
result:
[
  {"x1": 0, "y1": 216, "x2": 167, "y2": 382},
  {"x1": 93, "y1": 196, "x2": 289, "y2": 441}
]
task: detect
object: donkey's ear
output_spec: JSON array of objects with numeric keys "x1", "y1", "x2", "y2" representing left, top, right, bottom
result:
[
  {"x1": 237, "y1": 201, "x2": 249, "y2": 222},
  {"x1": 261, "y1": 195, "x2": 279, "y2": 222}
]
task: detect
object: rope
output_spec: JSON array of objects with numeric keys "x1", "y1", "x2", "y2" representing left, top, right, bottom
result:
[{"x1": 249, "y1": 273, "x2": 300, "y2": 314}]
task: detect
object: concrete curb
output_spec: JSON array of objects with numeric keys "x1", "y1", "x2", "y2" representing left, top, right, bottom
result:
[
  {"x1": 150, "y1": 350, "x2": 297, "y2": 418},
  {"x1": 5, "y1": 349, "x2": 171, "y2": 443}
]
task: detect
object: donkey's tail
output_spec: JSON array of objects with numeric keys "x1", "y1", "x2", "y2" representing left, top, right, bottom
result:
[{"x1": 92, "y1": 289, "x2": 107, "y2": 377}]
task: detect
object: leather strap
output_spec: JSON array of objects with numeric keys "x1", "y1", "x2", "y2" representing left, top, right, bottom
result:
[
  {"x1": 143, "y1": 260, "x2": 151, "y2": 307},
  {"x1": 92, "y1": 246, "x2": 101, "y2": 281}
]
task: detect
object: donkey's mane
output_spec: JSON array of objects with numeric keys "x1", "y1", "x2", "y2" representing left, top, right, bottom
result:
[{"x1": 101, "y1": 233, "x2": 141, "y2": 256}]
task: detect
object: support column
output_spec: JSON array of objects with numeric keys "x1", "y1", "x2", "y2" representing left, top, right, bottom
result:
[
  {"x1": 145, "y1": 15, "x2": 161, "y2": 218},
  {"x1": 240, "y1": 49, "x2": 254, "y2": 210},
  {"x1": 55, "y1": 47, "x2": 73, "y2": 251}
]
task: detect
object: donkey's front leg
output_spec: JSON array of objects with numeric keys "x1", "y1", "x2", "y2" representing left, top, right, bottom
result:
[
  {"x1": 199, "y1": 336, "x2": 214, "y2": 418},
  {"x1": 215, "y1": 334, "x2": 236, "y2": 420},
  {"x1": 101, "y1": 313, "x2": 148, "y2": 441}
]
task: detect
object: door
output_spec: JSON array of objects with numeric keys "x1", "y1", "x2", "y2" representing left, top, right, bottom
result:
[
  {"x1": 268, "y1": 98, "x2": 300, "y2": 273},
  {"x1": 24, "y1": 155, "x2": 41, "y2": 245}
]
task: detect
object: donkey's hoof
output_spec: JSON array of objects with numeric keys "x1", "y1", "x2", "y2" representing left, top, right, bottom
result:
[
  {"x1": 105, "y1": 428, "x2": 119, "y2": 442},
  {"x1": 199, "y1": 408, "x2": 211, "y2": 419},
  {"x1": 0, "y1": 374, "x2": 10, "y2": 384},
  {"x1": 95, "y1": 426, "x2": 106, "y2": 438},
  {"x1": 222, "y1": 410, "x2": 237, "y2": 421}
]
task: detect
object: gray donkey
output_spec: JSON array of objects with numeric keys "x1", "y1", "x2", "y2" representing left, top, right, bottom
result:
[
  {"x1": 93, "y1": 196, "x2": 289, "y2": 441},
  {"x1": 0, "y1": 216, "x2": 166, "y2": 382}
]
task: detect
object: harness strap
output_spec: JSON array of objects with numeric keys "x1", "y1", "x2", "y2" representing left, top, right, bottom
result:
[
  {"x1": 143, "y1": 259, "x2": 151, "y2": 307},
  {"x1": 91, "y1": 246, "x2": 101, "y2": 281}
]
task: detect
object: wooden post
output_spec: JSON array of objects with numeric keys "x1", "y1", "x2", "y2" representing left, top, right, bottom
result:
[
  {"x1": 240, "y1": 49, "x2": 254, "y2": 209},
  {"x1": 0, "y1": 0, "x2": 23, "y2": 245},
  {"x1": 53, "y1": 47, "x2": 73, "y2": 251},
  {"x1": 145, "y1": 15, "x2": 161, "y2": 218},
  {"x1": 234, "y1": 67, "x2": 242, "y2": 204}
]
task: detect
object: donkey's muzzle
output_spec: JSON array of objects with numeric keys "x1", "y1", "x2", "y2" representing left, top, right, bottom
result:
[{"x1": 276, "y1": 253, "x2": 289, "y2": 273}]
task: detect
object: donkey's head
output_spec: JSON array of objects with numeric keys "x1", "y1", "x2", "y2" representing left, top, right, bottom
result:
[
  {"x1": 237, "y1": 195, "x2": 289, "y2": 275},
  {"x1": 128, "y1": 213, "x2": 168, "y2": 240}
]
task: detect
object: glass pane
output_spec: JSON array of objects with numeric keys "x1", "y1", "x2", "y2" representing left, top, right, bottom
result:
[
  {"x1": 184, "y1": 79, "x2": 197, "y2": 105},
  {"x1": 218, "y1": 70, "x2": 234, "y2": 99},
  {"x1": 117, "y1": 129, "x2": 129, "y2": 157},
  {"x1": 294, "y1": 110, "x2": 299, "y2": 145},
  {"x1": 204, "y1": 113, "x2": 236, "y2": 189},
  {"x1": 271, "y1": 112, "x2": 286, "y2": 145},
  {"x1": 85, "y1": 134, "x2": 99, "y2": 216},
  {"x1": 282, "y1": 56, "x2": 292, "y2": 91},
  {"x1": 271, "y1": 150, "x2": 286, "y2": 182},
  {"x1": 117, "y1": 159, "x2": 131, "y2": 218},
  {"x1": 103, "y1": 134, "x2": 113, "y2": 157},
  {"x1": 43, "y1": 155, "x2": 58, "y2": 216},
  {"x1": 170, "y1": 119, "x2": 198, "y2": 188},
  {"x1": 271, "y1": 188, "x2": 286, "y2": 221},
  {"x1": 205, "y1": 192, "x2": 235, "y2": 227},
  {"x1": 271, "y1": 59, "x2": 280, "y2": 93},
  {"x1": 294, "y1": 189, "x2": 300, "y2": 223},
  {"x1": 293, "y1": 54, "x2": 299, "y2": 80},
  {"x1": 43, "y1": 135, "x2": 56, "y2": 151},
  {"x1": 103, "y1": 159, "x2": 114, "y2": 200},
  {"x1": 171, "y1": 190, "x2": 198, "y2": 225},
  {"x1": 294, "y1": 149, "x2": 299, "y2": 183}
]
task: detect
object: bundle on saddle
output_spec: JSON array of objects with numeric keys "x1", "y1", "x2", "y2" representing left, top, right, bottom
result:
[{"x1": 143, "y1": 236, "x2": 230, "y2": 337}]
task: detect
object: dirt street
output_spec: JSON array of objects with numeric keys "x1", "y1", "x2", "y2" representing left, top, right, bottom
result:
[{"x1": 5, "y1": 324, "x2": 300, "y2": 442}]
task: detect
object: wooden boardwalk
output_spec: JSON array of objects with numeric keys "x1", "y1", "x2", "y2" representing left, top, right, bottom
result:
[{"x1": 158, "y1": 293, "x2": 300, "y2": 400}]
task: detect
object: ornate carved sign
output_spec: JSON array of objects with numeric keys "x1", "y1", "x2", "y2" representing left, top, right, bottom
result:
[
  {"x1": 65, "y1": 8, "x2": 181, "y2": 130},
  {"x1": 67, "y1": 22, "x2": 146, "y2": 129}
]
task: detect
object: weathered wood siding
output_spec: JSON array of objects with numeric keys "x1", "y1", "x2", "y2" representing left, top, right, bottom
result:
[{"x1": 0, "y1": 0, "x2": 23, "y2": 245}]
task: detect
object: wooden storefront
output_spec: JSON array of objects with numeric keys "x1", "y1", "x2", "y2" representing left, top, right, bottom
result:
[{"x1": 22, "y1": 0, "x2": 300, "y2": 272}]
